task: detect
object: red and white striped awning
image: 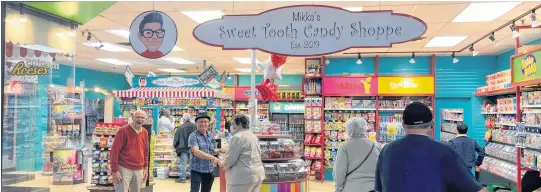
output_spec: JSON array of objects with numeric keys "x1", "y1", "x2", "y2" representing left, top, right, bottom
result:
[
  {"x1": 5, "y1": 42, "x2": 67, "y2": 59},
  {"x1": 114, "y1": 87, "x2": 233, "y2": 100}
]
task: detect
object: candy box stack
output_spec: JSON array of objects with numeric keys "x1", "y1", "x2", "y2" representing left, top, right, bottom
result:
[{"x1": 476, "y1": 70, "x2": 512, "y2": 94}]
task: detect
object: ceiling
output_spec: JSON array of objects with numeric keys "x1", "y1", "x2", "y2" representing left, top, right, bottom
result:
[{"x1": 67, "y1": 1, "x2": 541, "y2": 75}]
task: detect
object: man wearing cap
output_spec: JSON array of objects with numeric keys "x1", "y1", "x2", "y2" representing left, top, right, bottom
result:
[
  {"x1": 188, "y1": 113, "x2": 226, "y2": 192},
  {"x1": 374, "y1": 102, "x2": 487, "y2": 192}
]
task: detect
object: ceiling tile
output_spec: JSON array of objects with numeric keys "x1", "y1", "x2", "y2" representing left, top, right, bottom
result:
[{"x1": 411, "y1": 3, "x2": 468, "y2": 23}]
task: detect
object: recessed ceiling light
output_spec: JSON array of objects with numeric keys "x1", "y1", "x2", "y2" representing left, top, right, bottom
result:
[
  {"x1": 235, "y1": 68, "x2": 252, "y2": 72},
  {"x1": 452, "y1": 2, "x2": 522, "y2": 22},
  {"x1": 233, "y1": 57, "x2": 260, "y2": 64},
  {"x1": 425, "y1": 36, "x2": 468, "y2": 47},
  {"x1": 96, "y1": 58, "x2": 131, "y2": 65},
  {"x1": 104, "y1": 29, "x2": 130, "y2": 39},
  {"x1": 158, "y1": 68, "x2": 185, "y2": 73},
  {"x1": 181, "y1": 10, "x2": 224, "y2": 24},
  {"x1": 343, "y1": 7, "x2": 363, "y2": 12},
  {"x1": 162, "y1": 57, "x2": 195, "y2": 65},
  {"x1": 172, "y1": 46, "x2": 185, "y2": 51},
  {"x1": 82, "y1": 42, "x2": 131, "y2": 52}
]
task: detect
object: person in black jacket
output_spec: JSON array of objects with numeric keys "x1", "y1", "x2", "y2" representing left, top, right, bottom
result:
[
  {"x1": 174, "y1": 113, "x2": 197, "y2": 183},
  {"x1": 448, "y1": 123, "x2": 486, "y2": 174},
  {"x1": 523, "y1": 170, "x2": 541, "y2": 192}
]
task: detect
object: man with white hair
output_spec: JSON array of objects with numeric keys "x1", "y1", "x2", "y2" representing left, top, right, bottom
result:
[
  {"x1": 111, "y1": 110, "x2": 149, "y2": 192},
  {"x1": 174, "y1": 113, "x2": 197, "y2": 183},
  {"x1": 374, "y1": 102, "x2": 487, "y2": 192}
]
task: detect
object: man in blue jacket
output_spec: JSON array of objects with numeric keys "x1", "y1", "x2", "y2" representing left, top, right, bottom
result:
[{"x1": 448, "y1": 123, "x2": 486, "y2": 175}]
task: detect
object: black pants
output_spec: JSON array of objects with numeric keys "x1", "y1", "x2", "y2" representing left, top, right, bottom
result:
[
  {"x1": 190, "y1": 170, "x2": 214, "y2": 192},
  {"x1": 522, "y1": 171, "x2": 541, "y2": 192}
]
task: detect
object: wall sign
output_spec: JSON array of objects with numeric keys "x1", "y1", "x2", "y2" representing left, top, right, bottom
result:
[
  {"x1": 323, "y1": 76, "x2": 377, "y2": 96},
  {"x1": 193, "y1": 5, "x2": 426, "y2": 56},
  {"x1": 11, "y1": 61, "x2": 49, "y2": 76},
  {"x1": 513, "y1": 50, "x2": 541, "y2": 83},
  {"x1": 235, "y1": 87, "x2": 262, "y2": 100},
  {"x1": 270, "y1": 102, "x2": 304, "y2": 113},
  {"x1": 198, "y1": 65, "x2": 218, "y2": 85},
  {"x1": 129, "y1": 11, "x2": 178, "y2": 59},
  {"x1": 378, "y1": 76, "x2": 434, "y2": 95}
]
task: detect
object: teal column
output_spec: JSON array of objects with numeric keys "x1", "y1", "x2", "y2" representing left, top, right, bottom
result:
[{"x1": 216, "y1": 107, "x2": 221, "y2": 131}]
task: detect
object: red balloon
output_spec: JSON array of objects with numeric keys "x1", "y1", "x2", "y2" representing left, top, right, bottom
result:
[
  {"x1": 271, "y1": 54, "x2": 287, "y2": 67},
  {"x1": 255, "y1": 79, "x2": 278, "y2": 102}
]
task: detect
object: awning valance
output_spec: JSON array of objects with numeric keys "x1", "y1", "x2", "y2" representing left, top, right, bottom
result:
[{"x1": 114, "y1": 87, "x2": 233, "y2": 100}]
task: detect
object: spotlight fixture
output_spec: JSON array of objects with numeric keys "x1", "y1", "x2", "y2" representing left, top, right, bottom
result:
[
  {"x1": 356, "y1": 53, "x2": 363, "y2": 65},
  {"x1": 488, "y1": 32, "x2": 500, "y2": 46},
  {"x1": 19, "y1": 6, "x2": 27, "y2": 22},
  {"x1": 532, "y1": 10, "x2": 541, "y2": 28},
  {"x1": 469, "y1": 45, "x2": 479, "y2": 56},
  {"x1": 409, "y1": 53, "x2": 416, "y2": 64},
  {"x1": 510, "y1": 22, "x2": 520, "y2": 38},
  {"x1": 86, "y1": 32, "x2": 92, "y2": 43},
  {"x1": 68, "y1": 23, "x2": 76, "y2": 36},
  {"x1": 325, "y1": 59, "x2": 330, "y2": 65},
  {"x1": 452, "y1": 52, "x2": 459, "y2": 64},
  {"x1": 96, "y1": 41, "x2": 104, "y2": 50}
]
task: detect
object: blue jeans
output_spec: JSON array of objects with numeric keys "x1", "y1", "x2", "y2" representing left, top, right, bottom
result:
[{"x1": 179, "y1": 151, "x2": 191, "y2": 180}]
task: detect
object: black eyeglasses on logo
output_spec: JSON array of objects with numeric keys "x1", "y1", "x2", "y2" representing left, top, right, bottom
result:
[{"x1": 141, "y1": 29, "x2": 165, "y2": 38}]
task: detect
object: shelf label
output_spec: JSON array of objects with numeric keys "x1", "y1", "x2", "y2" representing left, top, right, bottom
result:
[
  {"x1": 513, "y1": 50, "x2": 541, "y2": 83},
  {"x1": 322, "y1": 76, "x2": 377, "y2": 96},
  {"x1": 378, "y1": 76, "x2": 434, "y2": 95},
  {"x1": 193, "y1": 5, "x2": 426, "y2": 56}
]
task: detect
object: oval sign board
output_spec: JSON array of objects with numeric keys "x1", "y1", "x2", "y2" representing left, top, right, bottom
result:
[{"x1": 193, "y1": 5, "x2": 427, "y2": 57}]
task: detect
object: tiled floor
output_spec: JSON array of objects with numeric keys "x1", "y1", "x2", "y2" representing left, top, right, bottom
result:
[{"x1": 5, "y1": 173, "x2": 335, "y2": 192}]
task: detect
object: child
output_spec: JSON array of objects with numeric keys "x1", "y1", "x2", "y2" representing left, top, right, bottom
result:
[{"x1": 448, "y1": 123, "x2": 486, "y2": 174}]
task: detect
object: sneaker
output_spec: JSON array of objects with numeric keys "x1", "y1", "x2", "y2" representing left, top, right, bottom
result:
[{"x1": 176, "y1": 179, "x2": 186, "y2": 183}]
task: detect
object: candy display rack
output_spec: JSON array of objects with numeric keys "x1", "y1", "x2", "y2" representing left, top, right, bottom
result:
[
  {"x1": 303, "y1": 57, "x2": 325, "y2": 182},
  {"x1": 439, "y1": 108, "x2": 463, "y2": 143},
  {"x1": 90, "y1": 123, "x2": 122, "y2": 186},
  {"x1": 254, "y1": 122, "x2": 309, "y2": 192}
]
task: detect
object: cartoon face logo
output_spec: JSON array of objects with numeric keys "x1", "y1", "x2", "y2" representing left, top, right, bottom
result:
[
  {"x1": 139, "y1": 77, "x2": 147, "y2": 87},
  {"x1": 130, "y1": 11, "x2": 178, "y2": 59}
]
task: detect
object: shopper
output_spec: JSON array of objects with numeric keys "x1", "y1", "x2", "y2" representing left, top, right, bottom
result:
[
  {"x1": 333, "y1": 117, "x2": 380, "y2": 192},
  {"x1": 158, "y1": 109, "x2": 174, "y2": 133},
  {"x1": 221, "y1": 114, "x2": 265, "y2": 192},
  {"x1": 188, "y1": 113, "x2": 226, "y2": 192},
  {"x1": 188, "y1": 107, "x2": 197, "y2": 122},
  {"x1": 522, "y1": 171, "x2": 541, "y2": 192},
  {"x1": 448, "y1": 123, "x2": 485, "y2": 175},
  {"x1": 174, "y1": 113, "x2": 197, "y2": 183},
  {"x1": 374, "y1": 102, "x2": 487, "y2": 192},
  {"x1": 110, "y1": 110, "x2": 150, "y2": 192}
]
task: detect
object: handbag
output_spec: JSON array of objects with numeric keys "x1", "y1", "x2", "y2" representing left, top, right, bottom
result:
[{"x1": 346, "y1": 142, "x2": 376, "y2": 177}]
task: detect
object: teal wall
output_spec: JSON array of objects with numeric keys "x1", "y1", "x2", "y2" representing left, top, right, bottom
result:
[
  {"x1": 53, "y1": 64, "x2": 130, "y2": 117},
  {"x1": 326, "y1": 55, "x2": 499, "y2": 145}
]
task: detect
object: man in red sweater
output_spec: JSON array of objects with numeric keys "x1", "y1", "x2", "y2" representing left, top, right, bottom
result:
[{"x1": 111, "y1": 110, "x2": 149, "y2": 192}]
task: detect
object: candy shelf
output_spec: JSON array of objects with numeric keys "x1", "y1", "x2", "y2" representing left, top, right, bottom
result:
[
  {"x1": 90, "y1": 123, "x2": 122, "y2": 186},
  {"x1": 439, "y1": 108, "x2": 463, "y2": 144},
  {"x1": 303, "y1": 57, "x2": 324, "y2": 183},
  {"x1": 378, "y1": 96, "x2": 433, "y2": 143}
]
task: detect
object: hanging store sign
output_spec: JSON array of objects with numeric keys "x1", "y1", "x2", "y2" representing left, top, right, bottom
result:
[
  {"x1": 133, "y1": 76, "x2": 200, "y2": 88},
  {"x1": 270, "y1": 102, "x2": 304, "y2": 113},
  {"x1": 378, "y1": 76, "x2": 434, "y2": 95},
  {"x1": 512, "y1": 50, "x2": 541, "y2": 83},
  {"x1": 129, "y1": 11, "x2": 178, "y2": 59},
  {"x1": 125, "y1": 66, "x2": 134, "y2": 88},
  {"x1": 193, "y1": 5, "x2": 426, "y2": 56},
  {"x1": 198, "y1": 65, "x2": 218, "y2": 85},
  {"x1": 323, "y1": 76, "x2": 377, "y2": 96}
]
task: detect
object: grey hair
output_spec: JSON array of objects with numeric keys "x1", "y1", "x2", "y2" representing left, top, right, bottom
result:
[
  {"x1": 232, "y1": 114, "x2": 250, "y2": 129},
  {"x1": 403, "y1": 121, "x2": 433, "y2": 130},
  {"x1": 181, "y1": 113, "x2": 191, "y2": 123},
  {"x1": 345, "y1": 117, "x2": 368, "y2": 138}
]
